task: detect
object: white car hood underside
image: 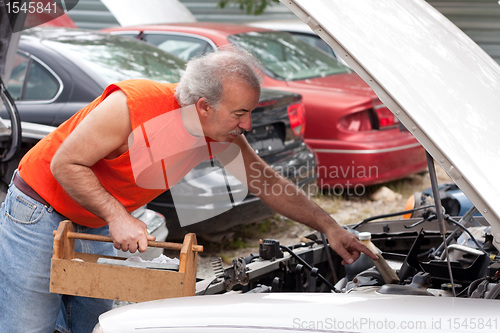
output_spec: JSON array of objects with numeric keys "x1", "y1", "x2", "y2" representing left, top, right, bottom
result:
[{"x1": 280, "y1": 0, "x2": 500, "y2": 249}]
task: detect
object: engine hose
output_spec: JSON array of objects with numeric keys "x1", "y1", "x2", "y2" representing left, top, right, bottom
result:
[
  {"x1": 444, "y1": 216, "x2": 488, "y2": 255},
  {"x1": 466, "y1": 277, "x2": 488, "y2": 298},
  {"x1": 351, "y1": 205, "x2": 435, "y2": 229},
  {"x1": 485, "y1": 282, "x2": 500, "y2": 299},
  {"x1": 201, "y1": 276, "x2": 220, "y2": 295},
  {"x1": 279, "y1": 244, "x2": 337, "y2": 292}
]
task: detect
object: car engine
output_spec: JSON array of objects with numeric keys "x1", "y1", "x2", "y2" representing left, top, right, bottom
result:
[{"x1": 198, "y1": 206, "x2": 500, "y2": 300}]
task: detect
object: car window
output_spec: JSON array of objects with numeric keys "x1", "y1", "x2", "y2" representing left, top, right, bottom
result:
[
  {"x1": 291, "y1": 33, "x2": 336, "y2": 57},
  {"x1": 24, "y1": 60, "x2": 60, "y2": 100},
  {"x1": 229, "y1": 31, "x2": 350, "y2": 81},
  {"x1": 43, "y1": 34, "x2": 185, "y2": 85},
  {"x1": 7, "y1": 53, "x2": 29, "y2": 100},
  {"x1": 142, "y1": 34, "x2": 214, "y2": 61},
  {"x1": 7, "y1": 52, "x2": 60, "y2": 101}
]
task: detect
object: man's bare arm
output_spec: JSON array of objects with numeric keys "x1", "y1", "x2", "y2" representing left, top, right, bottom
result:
[
  {"x1": 233, "y1": 136, "x2": 377, "y2": 264},
  {"x1": 50, "y1": 90, "x2": 155, "y2": 253}
]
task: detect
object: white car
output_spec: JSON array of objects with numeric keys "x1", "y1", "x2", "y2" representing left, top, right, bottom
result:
[
  {"x1": 247, "y1": 19, "x2": 335, "y2": 55},
  {"x1": 92, "y1": 0, "x2": 500, "y2": 331},
  {"x1": 247, "y1": 18, "x2": 348, "y2": 66}
]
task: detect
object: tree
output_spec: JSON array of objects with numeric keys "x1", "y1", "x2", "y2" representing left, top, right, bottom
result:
[{"x1": 217, "y1": 0, "x2": 280, "y2": 16}]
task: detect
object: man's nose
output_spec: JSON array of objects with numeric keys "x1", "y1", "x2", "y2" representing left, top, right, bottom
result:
[{"x1": 239, "y1": 114, "x2": 252, "y2": 132}]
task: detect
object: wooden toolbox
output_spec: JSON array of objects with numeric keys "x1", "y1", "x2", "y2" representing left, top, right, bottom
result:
[{"x1": 50, "y1": 220, "x2": 203, "y2": 303}]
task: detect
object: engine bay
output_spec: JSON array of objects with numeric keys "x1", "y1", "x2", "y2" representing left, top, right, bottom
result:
[{"x1": 197, "y1": 206, "x2": 500, "y2": 300}]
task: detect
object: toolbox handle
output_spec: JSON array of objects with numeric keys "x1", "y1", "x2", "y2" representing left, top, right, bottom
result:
[{"x1": 52, "y1": 230, "x2": 203, "y2": 252}]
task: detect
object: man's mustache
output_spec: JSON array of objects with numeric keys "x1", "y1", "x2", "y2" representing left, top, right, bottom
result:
[{"x1": 229, "y1": 128, "x2": 245, "y2": 136}]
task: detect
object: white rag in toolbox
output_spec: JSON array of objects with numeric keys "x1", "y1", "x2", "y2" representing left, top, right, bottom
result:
[{"x1": 97, "y1": 254, "x2": 180, "y2": 270}]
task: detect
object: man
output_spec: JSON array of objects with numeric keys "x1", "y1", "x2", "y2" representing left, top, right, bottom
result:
[{"x1": 0, "y1": 48, "x2": 377, "y2": 332}]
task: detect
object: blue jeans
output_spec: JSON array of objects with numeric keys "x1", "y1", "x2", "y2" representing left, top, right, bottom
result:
[{"x1": 0, "y1": 173, "x2": 115, "y2": 333}]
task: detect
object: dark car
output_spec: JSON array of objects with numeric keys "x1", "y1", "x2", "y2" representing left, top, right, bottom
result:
[
  {"x1": 2, "y1": 27, "x2": 185, "y2": 126},
  {"x1": 1, "y1": 27, "x2": 316, "y2": 239}
]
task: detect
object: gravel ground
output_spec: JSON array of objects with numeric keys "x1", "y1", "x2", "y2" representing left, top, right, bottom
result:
[{"x1": 196, "y1": 165, "x2": 452, "y2": 279}]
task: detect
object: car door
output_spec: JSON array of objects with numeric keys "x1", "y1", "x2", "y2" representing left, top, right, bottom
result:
[
  {"x1": 1, "y1": 50, "x2": 61, "y2": 125},
  {"x1": 0, "y1": 4, "x2": 25, "y2": 192}
]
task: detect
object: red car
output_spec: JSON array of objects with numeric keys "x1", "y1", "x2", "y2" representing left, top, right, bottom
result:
[{"x1": 104, "y1": 23, "x2": 426, "y2": 189}]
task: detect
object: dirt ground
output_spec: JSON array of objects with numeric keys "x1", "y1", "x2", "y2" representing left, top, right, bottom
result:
[{"x1": 195, "y1": 165, "x2": 452, "y2": 279}]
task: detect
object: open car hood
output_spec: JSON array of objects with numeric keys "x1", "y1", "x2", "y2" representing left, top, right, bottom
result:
[
  {"x1": 280, "y1": 0, "x2": 500, "y2": 250},
  {"x1": 101, "y1": 0, "x2": 196, "y2": 26},
  {"x1": 0, "y1": 2, "x2": 23, "y2": 81}
]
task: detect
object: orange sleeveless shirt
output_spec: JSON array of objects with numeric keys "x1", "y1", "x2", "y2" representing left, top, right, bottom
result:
[{"x1": 18, "y1": 79, "x2": 208, "y2": 228}]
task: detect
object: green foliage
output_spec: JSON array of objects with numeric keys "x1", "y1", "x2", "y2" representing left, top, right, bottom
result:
[
  {"x1": 200, "y1": 215, "x2": 285, "y2": 254},
  {"x1": 217, "y1": 0, "x2": 280, "y2": 15}
]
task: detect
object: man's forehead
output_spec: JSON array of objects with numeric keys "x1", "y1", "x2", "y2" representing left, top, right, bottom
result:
[{"x1": 221, "y1": 80, "x2": 260, "y2": 98}]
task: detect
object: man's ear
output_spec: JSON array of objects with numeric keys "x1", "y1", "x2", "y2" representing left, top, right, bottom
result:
[{"x1": 196, "y1": 98, "x2": 211, "y2": 117}]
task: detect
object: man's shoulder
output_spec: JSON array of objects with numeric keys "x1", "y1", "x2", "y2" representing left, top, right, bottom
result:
[
  {"x1": 107, "y1": 80, "x2": 181, "y2": 127},
  {"x1": 112, "y1": 79, "x2": 178, "y2": 94},
  {"x1": 102, "y1": 80, "x2": 180, "y2": 108}
]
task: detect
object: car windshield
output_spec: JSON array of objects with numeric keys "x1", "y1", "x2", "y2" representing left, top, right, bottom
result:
[
  {"x1": 42, "y1": 33, "x2": 184, "y2": 84},
  {"x1": 229, "y1": 31, "x2": 350, "y2": 81}
]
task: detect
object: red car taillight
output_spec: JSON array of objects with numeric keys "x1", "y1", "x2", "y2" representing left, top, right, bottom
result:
[
  {"x1": 287, "y1": 102, "x2": 306, "y2": 136},
  {"x1": 338, "y1": 110, "x2": 373, "y2": 132},
  {"x1": 374, "y1": 103, "x2": 399, "y2": 129}
]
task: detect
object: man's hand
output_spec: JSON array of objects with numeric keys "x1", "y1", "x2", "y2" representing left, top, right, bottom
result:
[
  {"x1": 325, "y1": 227, "x2": 378, "y2": 265},
  {"x1": 108, "y1": 215, "x2": 156, "y2": 253}
]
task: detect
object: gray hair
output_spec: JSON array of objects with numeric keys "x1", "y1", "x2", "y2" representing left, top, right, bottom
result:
[{"x1": 175, "y1": 46, "x2": 265, "y2": 109}]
